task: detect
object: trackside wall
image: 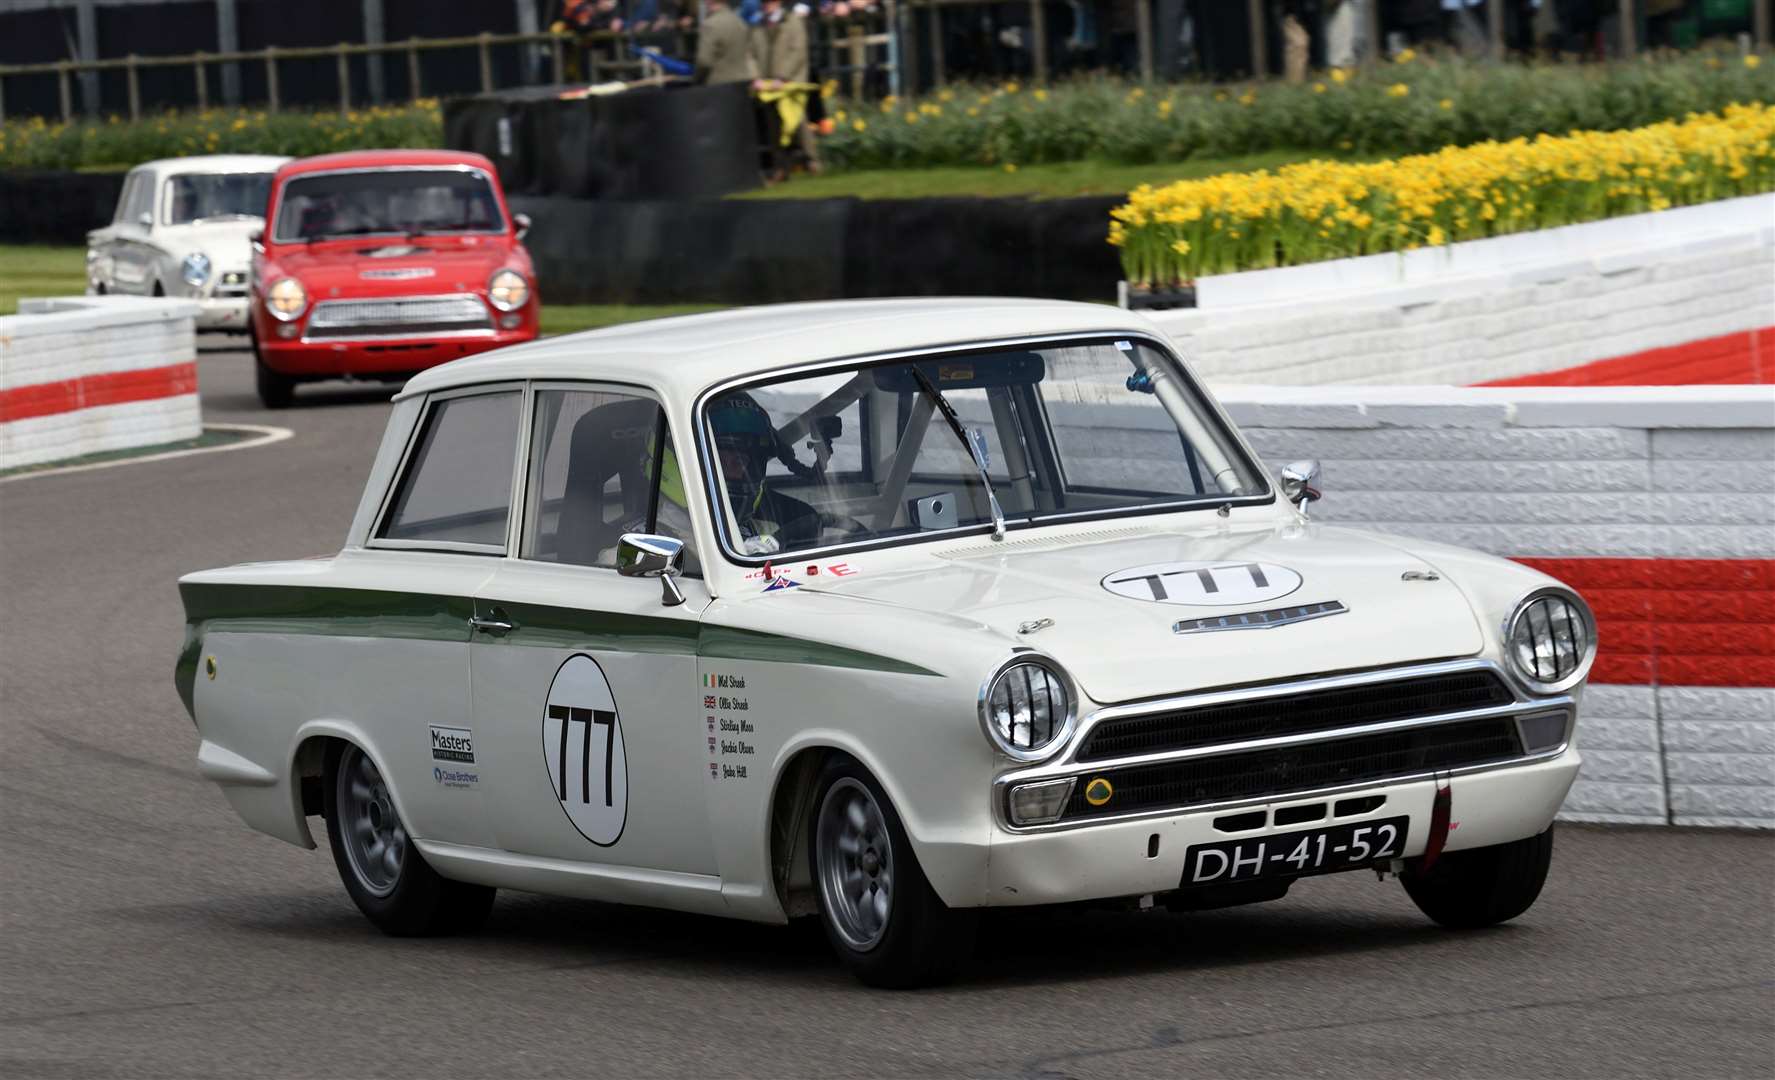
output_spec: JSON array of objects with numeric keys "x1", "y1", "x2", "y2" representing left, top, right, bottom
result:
[
  {"x1": 1148, "y1": 194, "x2": 1774, "y2": 387},
  {"x1": 0, "y1": 296, "x2": 202, "y2": 471},
  {"x1": 1217, "y1": 385, "x2": 1775, "y2": 829}
]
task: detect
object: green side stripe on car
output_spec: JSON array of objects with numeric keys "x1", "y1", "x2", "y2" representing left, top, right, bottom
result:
[
  {"x1": 698, "y1": 625, "x2": 941, "y2": 678},
  {"x1": 179, "y1": 582, "x2": 474, "y2": 642},
  {"x1": 176, "y1": 583, "x2": 939, "y2": 696}
]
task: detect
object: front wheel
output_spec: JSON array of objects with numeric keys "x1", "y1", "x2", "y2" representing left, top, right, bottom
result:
[
  {"x1": 250, "y1": 324, "x2": 296, "y2": 409},
  {"x1": 1402, "y1": 825, "x2": 1554, "y2": 929},
  {"x1": 810, "y1": 756, "x2": 975, "y2": 988},
  {"x1": 323, "y1": 742, "x2": 494, "y2": 936}
]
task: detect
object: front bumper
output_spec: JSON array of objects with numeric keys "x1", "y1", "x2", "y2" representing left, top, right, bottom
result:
[
  {"x1": 255, "y1": 325, "x2": 538, "y2": 378},
  {"x1": 977, "y1": 748, "x2": 1578, "y2": 906},
  {"x1": 195, "y1": 295, "x2": 250, "y2": 331}
]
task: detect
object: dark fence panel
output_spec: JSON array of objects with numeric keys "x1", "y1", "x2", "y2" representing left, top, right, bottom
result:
[
  {"x1": 513, "y1": 193, "x2": 1119, "y2": 305},
  {"x1": 445, "y1": 83, "x2": 760, "y2": 202},
  {"x1": 0, "y1": 171, "x2": 126, "y2": 245}
]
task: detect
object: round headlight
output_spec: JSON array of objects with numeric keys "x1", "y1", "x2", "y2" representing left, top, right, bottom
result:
[
  {"x1": 487, "y1": 268, "x2": 529, "y2": 312},
  {"x1": 265, "y1": 277, "x2": 307, "y2": 321},
  {"x1": 980, "y1": 657, "x2": 1074, "y2": 761},
  {"x1": 181, "y1": 252, "x2": 211, "y2": 287},
  {"x1": 1504, "y1": 588, "x2": 1596, "y2": 693}
]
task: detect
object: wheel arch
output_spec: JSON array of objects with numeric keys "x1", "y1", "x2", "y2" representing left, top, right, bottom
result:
[{"x1": 288, "y1": 721, "x2": 408, "y2": 850}]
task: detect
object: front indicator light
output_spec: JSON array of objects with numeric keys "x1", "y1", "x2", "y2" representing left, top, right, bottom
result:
[
  {"x1": 1008, "y1": 778, "x2": 1075, "y2": 826},
  {"x1": 1517, "y1": 711, "x2": 1569, "y2": 754},
  {"x1": 499, "y1": 312, "x2": 522, "y2": 330}
]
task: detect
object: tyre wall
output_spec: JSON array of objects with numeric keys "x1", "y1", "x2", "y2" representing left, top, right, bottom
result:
[
  {"x1": 1148, "y1": 194, "x2": 1774, "y2": 388},
  {"x1": 1217, "y1": 385, "x2": 1775, "y2": 828},
  {"x1": 0, "y1": 296, "x2": 202, "y2": 471}
]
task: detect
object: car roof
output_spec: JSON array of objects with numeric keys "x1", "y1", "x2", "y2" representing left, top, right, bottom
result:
[
  {"x1": 398, "y1": 298, "x2": 1164, "y2": 404},
  {"x1": 276, "y1": 149, "x2": 498, "y2": 179},
  {"x1": 134, "y1": 154, "x2": 291, "y2": 176}
]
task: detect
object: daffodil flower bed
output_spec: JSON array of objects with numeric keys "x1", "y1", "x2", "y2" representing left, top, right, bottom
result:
[
  {"x1": 1108, "y1": 103, "x2": 1775, "y2": 288},
  {"x1": 825, "y1": 50, "x2": 1770, "y2": 172},
  {"x1": 0, "y1": 101, "x2": 443, "y2": 172}
]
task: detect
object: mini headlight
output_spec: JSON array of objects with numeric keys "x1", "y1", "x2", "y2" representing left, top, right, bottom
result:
[
  {"x1": 265, "y1": 277, "x2": 307, "y2": 321},
  {"x1": 487, "y1": 268, "x2": 529, "y2": 312},
  {"x1": 980, "y1": 657, "x2": 1074, "y2": 761},
  {"x1": 181, "y1": 252, "x2": 211, "y2": 287},
  {"x1": 1504, "y1": 588, "x2": 1595, "y2": 693}
]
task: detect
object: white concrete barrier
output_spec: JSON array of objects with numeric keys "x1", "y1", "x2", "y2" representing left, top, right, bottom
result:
[
  {"x1": 1219, "y1": 384, "x2": 1775, "y2": 828},
  {"x1": 0, "y1": 296, "x2": 202, "y2": 471},
  {"x1": 1148, "y1": 194, "x2": 1775, "y2": 387}
]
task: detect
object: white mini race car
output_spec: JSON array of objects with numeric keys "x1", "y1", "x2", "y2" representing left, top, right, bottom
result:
[
  {"x1": 177, "y1": 300, "x2": 1592, "y2": 986},
  {"x1": 86, "y1": 154, "x2": 289, "y2": 332}
]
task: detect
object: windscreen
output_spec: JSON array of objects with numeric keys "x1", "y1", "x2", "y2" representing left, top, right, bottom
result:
[
  {"x1": 272, "y1": 169, "x2": 505, "y2": 242},
  {"x1": 702, "y1": 339, "x2": 1267, "y2": 558},
  {"x1": 162, "y1": 172, "x2": 273, "y2": 225}
]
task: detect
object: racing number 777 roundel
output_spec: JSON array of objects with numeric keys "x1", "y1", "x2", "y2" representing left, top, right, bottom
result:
[{"x1": 543, "y1": 654, "x2": 629, "y2": 847}]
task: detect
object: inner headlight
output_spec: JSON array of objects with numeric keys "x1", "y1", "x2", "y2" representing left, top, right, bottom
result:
[
  {"x1": 181, "y1": 252, "x2": 211, "y2": 287},
  {"x1": 265, "y1": 277, "x2": 307, "y2": 321},
  {"x1": 980, "y1": 657, "x2": 1073, "y2": 761},
  {"x1": 487, "y1": 268, "x2": 529, "y2": 312},
  {"x1": 1504, "y1": 588, "x2": 1595, "y2": 693}
]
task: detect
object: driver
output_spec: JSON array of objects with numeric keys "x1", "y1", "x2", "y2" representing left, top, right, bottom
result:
[{"x1": 707, "y1": 391, "x2": 823, "y2": 554}]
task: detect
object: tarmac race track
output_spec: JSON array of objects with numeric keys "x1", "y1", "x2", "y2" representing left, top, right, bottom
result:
[{"x1": 2, "y1": 344, "x2": 1771, "y2": 1079}]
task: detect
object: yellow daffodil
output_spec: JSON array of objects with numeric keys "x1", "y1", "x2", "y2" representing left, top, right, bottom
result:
[{"x1": 1388, "y1": 83, "x2": 1410, "y2": 98}]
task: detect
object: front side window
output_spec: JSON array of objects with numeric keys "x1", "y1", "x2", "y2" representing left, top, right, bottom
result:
[
  {"x1": 379, "y1": 390, "x2": 521, "y2": 549},
  {"x1": 702, "y1": 339, "x2": 1267, "y2": 559},
  {"x1": 524, "y1": 388, "x2": 698, "y2": 573},
  {"x1": 163, "y1": 172, "x2": 273, "y2": 225},
  {"x1": 272, "y1": 168, "x2": 506, "y2": 242}
]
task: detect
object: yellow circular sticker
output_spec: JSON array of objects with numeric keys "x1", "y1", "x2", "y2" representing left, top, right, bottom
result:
[{"x1": 1084, "y1": 777, "x2": 1114, "y2": 806}]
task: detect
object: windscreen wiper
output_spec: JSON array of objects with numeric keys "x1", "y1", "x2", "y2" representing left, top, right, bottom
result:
[{"x1": 908, "y1": 365, "x2": 1007, "y2": 543}]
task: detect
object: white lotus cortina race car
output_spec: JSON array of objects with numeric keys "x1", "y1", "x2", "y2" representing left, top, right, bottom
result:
[{"x1": 177, "y1": 299, "x2": 1593, "y2": 987}]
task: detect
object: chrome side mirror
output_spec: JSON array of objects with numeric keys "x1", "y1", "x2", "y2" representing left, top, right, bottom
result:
[
  {"x1": 136, "y1": 212, "x2": 153, "y2": 229},
  {"x1": 1280, "y1": 459, "x2": 1322, "y2": 516},
  {"x1": 513, "y1": 212, "x2": 532, "y2": 240},
  {"x1": 249, "y1": 228, "x2": 264, "y2": 252},
  {"x1": 617, "y1": 533, "x2": 686, "y2": 606}
]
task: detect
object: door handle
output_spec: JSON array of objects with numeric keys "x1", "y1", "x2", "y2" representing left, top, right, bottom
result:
[{"x1": 468, "y1": 613, "x2": 515, "y2": 636}]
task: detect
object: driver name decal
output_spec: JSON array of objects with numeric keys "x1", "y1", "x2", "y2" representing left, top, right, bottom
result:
[
  {"x1": 543, "y1": 654, "x2": 629, "y2": 847},
  {"x1": 1102, "y1": 561, "x2": 1304, "y2": 607}
]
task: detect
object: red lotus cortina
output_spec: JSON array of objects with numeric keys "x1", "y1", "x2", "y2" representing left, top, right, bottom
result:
[{"x1": 249, "y1": 149, "x2": 539, "y2": 408}]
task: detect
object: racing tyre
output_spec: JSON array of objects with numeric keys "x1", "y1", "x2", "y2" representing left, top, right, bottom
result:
[
  {"x1": 1402, "y1": 825, "x2": 1554, "y2": 929},
  {"x1": 323, "y1": 741, "x2": 495, "y2": 936},
  {"x1": 809, "y1": 755, "x2": 976, "y2": 988},
  {"x1": 253, "y1": 337, "x2": 296, "y2": 409}
]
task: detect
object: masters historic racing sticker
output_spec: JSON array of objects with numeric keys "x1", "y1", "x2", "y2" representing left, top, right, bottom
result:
[
  {"x1": 543, "y1": 654, "x2": 629, "y2": 847},
  {"x1": 1101, "y1": 560, "x2": 1303, "y2": 606}
]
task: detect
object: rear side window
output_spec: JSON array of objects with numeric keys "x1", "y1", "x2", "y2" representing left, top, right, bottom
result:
[{"x1": 379, "y1": 391, "x2": 521, "y2": 550}]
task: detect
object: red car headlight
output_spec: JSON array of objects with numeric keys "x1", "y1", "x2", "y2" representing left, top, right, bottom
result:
[
  {"x1": 265, "y1": 277, "x2": 308, "y2": 321},
  {"x1": 487, "y1": 269, "x2": 529, "y2": 312}
]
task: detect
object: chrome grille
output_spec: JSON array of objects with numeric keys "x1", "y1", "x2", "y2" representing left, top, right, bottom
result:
[
  {"x1": 1077, "y1": 669, "x2": 1513, "y2": 762},
  {"x1": 304, "y1": 295, "x2": 491, "y2": 340},
  {"x1": 1063, "y1": 718, "x2": 1525, "y2": 820}
]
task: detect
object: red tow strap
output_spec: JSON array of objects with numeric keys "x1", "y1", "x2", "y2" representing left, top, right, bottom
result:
[{"x1": 1420, "y1": 780, "x2": 1453, "y2": 872}]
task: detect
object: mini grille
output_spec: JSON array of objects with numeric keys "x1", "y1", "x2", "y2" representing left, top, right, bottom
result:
[
  {"x1": 304, "y1": 295, "x2": 490, "y2": 338},
  {"x1": 1077, "y1": 669, "x2": 1512, "y2": 762},
  {"x1": 1065, "y1": 717, "x2": 1524, "y2": 818}
]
